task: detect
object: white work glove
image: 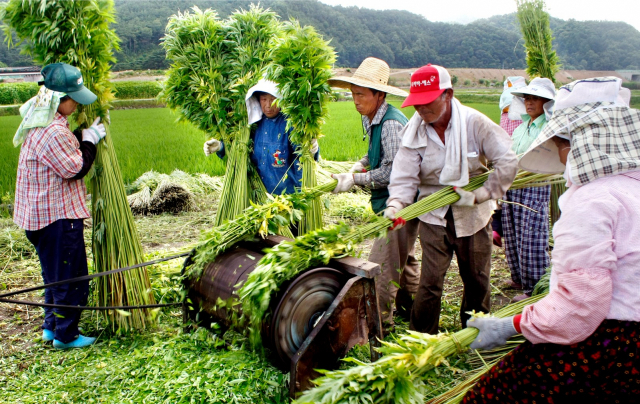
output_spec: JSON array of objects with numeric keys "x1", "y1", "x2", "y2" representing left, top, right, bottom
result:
[
  {"x1": 349, "y1": 162, "x2": 366, "y2": 173},
  {"x1": 203, "y1": 138, "x2": 222, "y2": 156},
  {"x1": 331, "y1": 173, "x2": 355, "y2": 193},
  {"x1": 453, "y1": 186, "x2": 477, "y2": 206},
  {"x1": 468, "y1": 316, "x2": 518, "y2": 350},
  {"x1": 81, "y1": 117, "x2": 107, "y2": 145},
  {"x1": 383, "y1": 200, "x2": 406, "y2": 231},
  {"x1": 310, "y1": 139, "x2": 319, "y2": 155}
]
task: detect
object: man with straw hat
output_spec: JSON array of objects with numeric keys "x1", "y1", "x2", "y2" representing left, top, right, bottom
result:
[
  {"x1": 464, "y1": 77, "x2": 640, "y2": 403},
  {"x1": 387, "y1": 64, "x2": 518, "y2": 334},
  {"x1": 328, "y1": 57, "x2": 418, "y2": 332}
]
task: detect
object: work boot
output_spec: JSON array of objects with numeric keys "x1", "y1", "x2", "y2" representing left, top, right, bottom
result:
[
  {"x1": 506, "y1": 280, "x2": 523, "y2": 290},
  {"x1": 53, "y1": 335, "x2": 96, "y2": 350},
  {"x1": 42, "y1": 329, "x2": 54, "y2": 342}
]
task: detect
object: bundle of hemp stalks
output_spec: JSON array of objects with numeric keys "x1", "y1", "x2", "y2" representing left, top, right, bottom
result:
[
  {"x1": 265, "y1": 20, "x2": 336, "y2": 234},
  {"x1": 516, "y1": 0, "x2": 560, "y2": 83},
  {"x1": 238, "y1": 171, "x2": 564, "y2": 348},
  {"x1": 161, "y1": 5, "x2": 282, "y2": 228},
  {"x1": 2, "y1": 0, "x2": 155, "y2": 330}
]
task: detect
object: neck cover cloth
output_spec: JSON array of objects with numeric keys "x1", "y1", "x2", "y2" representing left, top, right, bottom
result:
[
  {"x1": 14, "y1": 86, "x2": 66, "y2": 147},
  {"x1": 519, "y1": 77, "x2": 639, "y2": 185}
]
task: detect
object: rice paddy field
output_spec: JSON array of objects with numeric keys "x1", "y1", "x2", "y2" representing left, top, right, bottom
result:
[{"x1": 0, "y1": 101, "x2": 500, "y2": 196}]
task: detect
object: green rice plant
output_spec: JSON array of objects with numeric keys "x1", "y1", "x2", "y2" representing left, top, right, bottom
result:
[
  {"x1": 294, "y1": 294, "x2": 546, "y2": 404},
  {"x1": 239, "y1": 171, "x2": 564, "y2": 348},
  {"x1": 265, "y1": 20, "x2": 336, "y2": 234},
  {"x1": 516, "y1": 0, "x2": 561, "y2": 82},
  {"x1": 1, "y1": 0, "x2": 154, "y2": 331},
  {"x1": 161, "y1": 5, "x2": 282, "y2": 227}
]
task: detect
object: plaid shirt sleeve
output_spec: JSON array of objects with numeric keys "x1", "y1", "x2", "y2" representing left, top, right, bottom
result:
[
  {"x1": 354, "y1": 119, "x2": 403, "y2": 189},
  {"x1": 38, "y1": 124, "x2": 84, "y2": 179}
]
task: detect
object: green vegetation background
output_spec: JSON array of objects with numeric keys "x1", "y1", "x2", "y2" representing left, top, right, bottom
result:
[
  {"x1": 2, "y1": 0, "x2": 640, "y2": 71},
  {"x1": 0, "y1": 101, "x2": 500, "y2": 196}
]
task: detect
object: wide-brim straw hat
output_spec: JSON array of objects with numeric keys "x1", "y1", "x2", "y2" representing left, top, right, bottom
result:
[
  {"x1": 519, "y1": 77, "x2": 640, "y2": 185},
  {"x1": 328, "y1": 57, "x2": 408, "y2": 98}
]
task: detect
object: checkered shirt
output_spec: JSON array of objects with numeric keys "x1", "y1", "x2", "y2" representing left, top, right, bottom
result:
[
  {"x1": 353, "y1": 102, "x2": 404, "y2": 189},
  {"x1": 13, "y1": 112, "x2": 90, "y2": 231},
  {"x1": 499, "y1": 112, "x2": 522, "y2": 137},
  {"x1": 532, "y1": 97, "x2": 640, "y2": 186}
]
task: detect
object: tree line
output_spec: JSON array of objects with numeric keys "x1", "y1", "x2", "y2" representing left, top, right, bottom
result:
[{"x1": 1, "y1": 0, "x2": 639, "y2": 71}]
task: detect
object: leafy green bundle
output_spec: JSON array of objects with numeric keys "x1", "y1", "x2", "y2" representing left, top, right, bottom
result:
[
  {"x1": 265, "y1": 20, "x2": 336, "y2": 234},
  {"x1": 1, "y1": 0, "x2": 155, "y2": 330},
  {"x1": 294, "y1": 294, "x2": 546, "y2": 404},
  {"x1": 516, "y1": 0, "x2": 561, "y2": 82},
  {"x1": 161, "y1": 5, "x2": 282, "y2": 227}
]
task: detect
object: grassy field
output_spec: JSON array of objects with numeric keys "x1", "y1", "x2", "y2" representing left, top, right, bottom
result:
[{"x1": 0, "y1": 101, "x2": 501, "y2": 196}]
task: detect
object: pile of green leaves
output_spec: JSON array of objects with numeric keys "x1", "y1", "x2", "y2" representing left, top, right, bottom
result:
[
  {"x1": 1, "y1": 0, "x2": 155, "y2": 331},
  {"x1": 294, "y1": 294, "x2": 546, "y2": 404},
  {"x1": 0, "y1": 324, "x2": 288, "y2": 403},
  {"x1": 516, "y1": 0, "x2": 561, "y2": 82},
  {"x1": 265, "y1": 20, "x2": 336, "y2": 234},
  {"x1": 161, "y1": 5, "x2": 282, "y2": 227}
]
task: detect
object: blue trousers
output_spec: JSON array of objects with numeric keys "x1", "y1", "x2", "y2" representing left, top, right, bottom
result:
[{"x1": 26, "y1": 219, "x2": 89, "y2": 343}]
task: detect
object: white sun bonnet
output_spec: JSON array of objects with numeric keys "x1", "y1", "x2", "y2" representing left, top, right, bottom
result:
[{"x1": 245, "y1": 79, "x2": 282, "y2": 125}]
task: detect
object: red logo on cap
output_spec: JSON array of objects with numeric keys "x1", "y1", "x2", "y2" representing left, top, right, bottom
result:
[{"x1": 410, "y1": 66, "x2": 441, "y2": 92}]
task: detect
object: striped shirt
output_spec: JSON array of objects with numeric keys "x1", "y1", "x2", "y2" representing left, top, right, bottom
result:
[
  {"x1": 353, "y1": 102, "x2": 404, "y2": 189},
  {"x1": 13, "y1": 113, "x2": 90, "y2": 231}
]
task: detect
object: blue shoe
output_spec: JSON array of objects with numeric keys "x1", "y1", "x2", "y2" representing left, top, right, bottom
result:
[
  {"x1": 53, "y1": 335, "x2": 96, "y2": 349},
  {"x1": 42, "y1": 329, "x2": 55, "y2": 342}
]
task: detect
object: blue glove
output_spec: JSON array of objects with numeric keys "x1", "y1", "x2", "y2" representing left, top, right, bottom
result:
[{"x1": 468, "y1": 316, "x2": 518, "y2": 350}]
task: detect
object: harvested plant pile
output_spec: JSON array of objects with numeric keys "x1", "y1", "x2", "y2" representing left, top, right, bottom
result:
[
  {"x1": 161, "y1": 6, "x2": 282, "y2": 227},
  {"x1": 127, "y1": 170, "x2": 222, "y2": 215},
  {"x1": 1, "y1": 0, "x2": 155, "y2": 331},
  {"x1": 265, "y1": 20, "x2": 336, "y2": 234}
]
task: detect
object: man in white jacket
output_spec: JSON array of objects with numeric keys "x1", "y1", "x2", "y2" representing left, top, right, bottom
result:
[{"x1": 385, "y1": 64, "x2": 518, "y2": 334}]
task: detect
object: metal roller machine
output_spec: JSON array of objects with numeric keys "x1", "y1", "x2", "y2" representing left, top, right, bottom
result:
[{"x1": 182, "y1": 235, "x2": 383, "y2": 398}]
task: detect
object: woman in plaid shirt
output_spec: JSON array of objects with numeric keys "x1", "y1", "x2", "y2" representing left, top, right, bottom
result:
[{"x1": 13, "y1": 63, "x2": 106, "y2": 349}]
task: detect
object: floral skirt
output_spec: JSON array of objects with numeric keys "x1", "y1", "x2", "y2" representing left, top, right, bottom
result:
[{"x1": 463, "y1": 320, "x2": 640, "y2": 404}]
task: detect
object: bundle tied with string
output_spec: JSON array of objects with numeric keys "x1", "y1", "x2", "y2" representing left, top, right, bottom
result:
[{"x1": 265, "y1": 20, "x2": 336, "y2": 234}]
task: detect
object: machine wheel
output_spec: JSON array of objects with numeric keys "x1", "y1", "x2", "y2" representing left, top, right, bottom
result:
[{"x1": 268, "y1": 268, "x2": 347, "y2": 369}]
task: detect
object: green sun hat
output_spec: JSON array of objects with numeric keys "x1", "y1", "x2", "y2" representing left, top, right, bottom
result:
[{"x1": 39, "y1": 63, "x2": 97, "y2": 105}]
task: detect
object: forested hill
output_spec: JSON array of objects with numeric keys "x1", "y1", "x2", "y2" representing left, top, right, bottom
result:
[{"x1": 1, "y1": 0, "x2": 639, "y2": 71}]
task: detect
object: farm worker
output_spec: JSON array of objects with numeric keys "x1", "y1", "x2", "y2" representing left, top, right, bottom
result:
[
  {"x1": 501, "y1": 77, "x2": 556, "y2": 301},
  {"x1": 328, "y1": 57, "x2": 419, "y2": 332},
  {"x1": 203, "y1": 79, "x2": 319, "y2": 197},
  {"x1": 491, "y1": 76, "x2": 526, "y2": 247},
  {"x1": 13, "y1": 63, "x2": 106, "y2": 349},
  {"x1": 387, "y1": 64, "x2": 518, "y2": 334},
  {"x1": 464, "y1": 77, "x2": 640, "y2": 403}
]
